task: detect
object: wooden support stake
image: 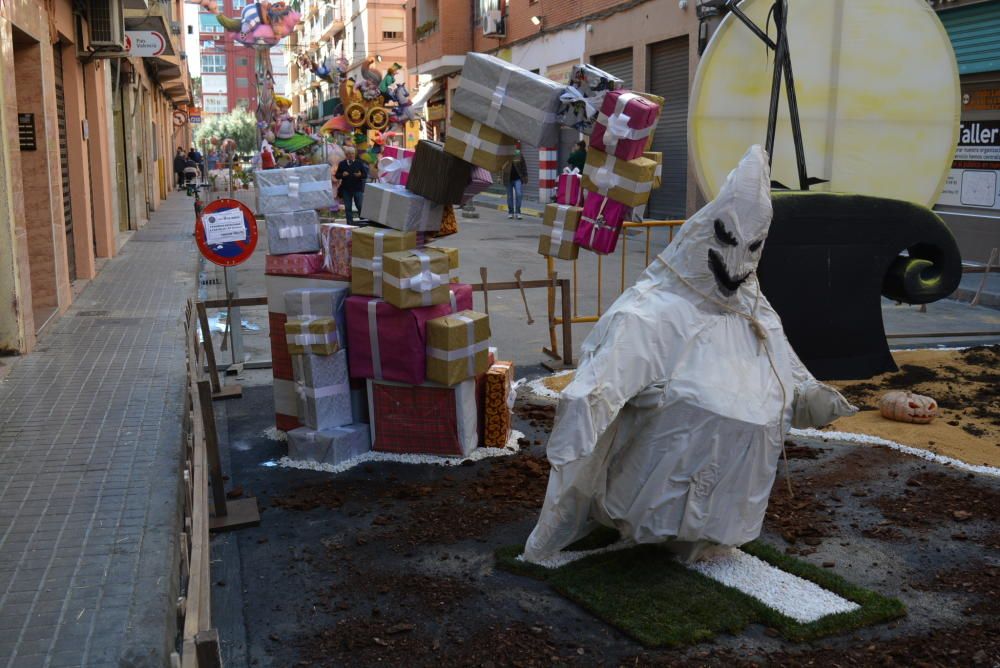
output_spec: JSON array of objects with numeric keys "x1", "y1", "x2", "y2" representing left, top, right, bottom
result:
[
  {"x1": 194, "y1": 629, "x2": 223, "y2": 668},
  {"x1": 197, "y1": 381, "x2": 229, "y2": 519},
  {"x1": 196, "y1": 303, "x2": 222, "y2": 395}
]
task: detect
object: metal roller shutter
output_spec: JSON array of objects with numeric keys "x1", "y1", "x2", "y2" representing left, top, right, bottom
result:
[
  {"x1": 520, "y1": 142, "x2": 540, "y2": 202},
  {"x1": 54, "y1": 44, "x2": 76, "y2": 281},
  {"x1": 939, "y1": 2, "x2": 1000, "y2": 75},
  {"x1": 647, "y1": 36, "x2": 689, "y2": 219},
  {"x1": 591, "y1": 48, "x2": 634, "y2": 90}
]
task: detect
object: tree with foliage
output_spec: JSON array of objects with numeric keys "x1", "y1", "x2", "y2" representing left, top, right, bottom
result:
[{"x1": 194, "y1": 108, "x2": 258, "y2": 154}]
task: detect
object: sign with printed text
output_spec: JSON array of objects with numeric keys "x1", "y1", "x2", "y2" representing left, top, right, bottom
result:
[
  {"x1": 941, "y1": 120, "x2": 1000, "y2": 209},
  {"x1": 124, "y1": 31, "x2": 167, "y2": 57},
  {"x1": 204, "y1": 208, "x2": 248, "y2": 245},
  {"x1": 188, "y1": 107, "x2": 202, "y2": 124}
]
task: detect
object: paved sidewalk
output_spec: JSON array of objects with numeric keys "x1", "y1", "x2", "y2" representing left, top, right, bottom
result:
[{"x1": 0, "y1": 194, "x2": 196, "y2": 666}]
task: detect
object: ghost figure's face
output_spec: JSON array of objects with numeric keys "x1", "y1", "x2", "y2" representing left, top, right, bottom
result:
[{"x1": 707, "y1": 215, "x2": 766, "y2": 298}]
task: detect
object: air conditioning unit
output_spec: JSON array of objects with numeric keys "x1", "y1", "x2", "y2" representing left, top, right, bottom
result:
[
  {"x1": 482, "y1": 9, "x2": 504, "y2": 36},
  {"x1": 86, "y1": 0, "x2": 125, "y2": 49}
]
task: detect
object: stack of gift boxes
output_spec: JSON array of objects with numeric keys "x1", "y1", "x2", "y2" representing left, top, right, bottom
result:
[
  {"x1": 540, "y1": 64, "x2": 666, "y2": 259},
  {"x1": 261, "y1": 137, "x2": 517, "y2": 462}
]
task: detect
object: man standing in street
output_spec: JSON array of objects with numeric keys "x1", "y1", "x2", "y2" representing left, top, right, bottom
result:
[
  {"x1": 188, "y1": 145, "x2": 205, "y2": 180},
  {"x1": 502, "y1": 146, "x2": 528, "y2": 220},
  {"x1": 173, "y1": 148, "x2": 187, "y2": 191},
  {"x1": 335, "y1": 145, "x2": 369, "y2": 226}
]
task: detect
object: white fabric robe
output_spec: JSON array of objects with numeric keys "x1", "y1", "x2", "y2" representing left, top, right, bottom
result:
[{"x1": 523, "y1": 146, "x2": 855, "y2": 563}]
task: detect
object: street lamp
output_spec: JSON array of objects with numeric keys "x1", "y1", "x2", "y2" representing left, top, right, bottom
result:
[{"x1": 530, "y1": 15, "x2": 543, "y2": 26}]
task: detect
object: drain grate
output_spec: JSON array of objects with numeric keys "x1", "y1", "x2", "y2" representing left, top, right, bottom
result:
[
  {"x1": 76, "y1": 310, "x2": 110, "y2": 317},
  {"x1": 200, "y1": 278, "x2": 221, "y2": 286}
]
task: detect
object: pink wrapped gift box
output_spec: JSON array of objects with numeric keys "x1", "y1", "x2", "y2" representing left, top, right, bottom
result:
[
  {"x1": 320, "y1": 223, "x2": 357, "y2": 280},
  {"x1": 556, "y1": 168, "x2": 583, "y2": 206},
  {"x1": 590, "y1": 91, "x2": 661, "y2": 162},
  {"x1": 574, "y1": 192, "x2": 630, "y2": 255},
  {"x1": 460, "y1": 167, "x2": 494, "y2": 206},
  {"x1": 378, "y1": 146, "x2": 414, "y2": 186},
  {"x1": 265, "y1": 253, "x2": 325, "y2": 276},
  {"x1": 346, "y1": 283, "x2": 473, "y2": 385}
]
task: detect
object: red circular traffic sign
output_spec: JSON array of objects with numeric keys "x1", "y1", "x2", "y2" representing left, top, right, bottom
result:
[{"x1": 195, "y1": 198, "x2": 258, "y2": 267}]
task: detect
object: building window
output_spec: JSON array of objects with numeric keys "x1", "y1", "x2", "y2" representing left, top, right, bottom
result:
[
  {"x1": 199, "y1": 14, "x2": 222, "y2": 33},
  {"x1": 202, "y1": 54, "x2": 226, "y2": 73},
  {"x1": 236, "y1": 77, "x2": 249, "y2": 88},
  {"x1": 382, "y1": 16, "x2": 403, "y2": 41},
  {"x1": 204, "y1": 96, "x2": 229, "y2": 113},
  {"x1": 236, "y1": 57, "x2": 248, "y2": 66},
  {"x1": 231, "y1": 0, "x2": 246, "y2": 8}
]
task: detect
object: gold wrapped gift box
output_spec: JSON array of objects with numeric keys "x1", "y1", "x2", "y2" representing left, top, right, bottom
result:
[
  {"x1": 381, "y1": 248, "x2": 452, "y2": 310},
  {"x1": 285, "y1": 316, "x2": 340, "y2": 355},
  {"x1": 444, "y1": 112, "x2": 516, "y2": 172},
  {"x1": 581, "y1": 148, "x2": 659, "y2": 208},
  {"x1": 350, "y1": 227, "x2": 416, "y2": 298},
  {"x1": 425, "y1": 310, "x2": 491, "y2": 386},
  {"x1": 426, "y1": 245, "x2": 461, "y2": 283},
  {"x1": 538, "y1": 204, "x2": 582, "y2": 261}
]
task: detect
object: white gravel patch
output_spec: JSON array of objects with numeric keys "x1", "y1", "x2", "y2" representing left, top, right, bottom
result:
[
  {"x1": 272, "y1": 430, "x2": 525, "y2": 474},
  {"x1": 791, "y1": 427, "x2": 1000, "y2": 478},
  {"x1": 517, "y1": 540, "x2": 635, "y2": 569},
  {"x1": 525, "y1": 370, "x2": 574, "y2": 400},
  {"x1": 690, "y1": 549, "x2": 860, "y2": 624},
  {"x1": 262, "y1": 426, "x2": 287, "y2": 442}
]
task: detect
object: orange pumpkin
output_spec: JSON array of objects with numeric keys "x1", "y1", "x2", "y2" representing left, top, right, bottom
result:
[{"x1": 878, "y1": 390, "x2": 937, "y2": 424}]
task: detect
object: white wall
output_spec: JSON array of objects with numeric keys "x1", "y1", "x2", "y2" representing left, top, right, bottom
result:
[{"x1": 509, "y1": 25, "x2": 585, "y2": 77}]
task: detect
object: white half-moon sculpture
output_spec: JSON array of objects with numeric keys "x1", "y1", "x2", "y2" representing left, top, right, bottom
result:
[{"x1": 689, "y1": 0, "x2": 960, "y2": 207}]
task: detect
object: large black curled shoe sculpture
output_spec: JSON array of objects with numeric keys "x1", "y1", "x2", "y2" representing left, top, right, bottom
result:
[{"x1": 757, "y1": 192, "x2": 963, "y2": 381}]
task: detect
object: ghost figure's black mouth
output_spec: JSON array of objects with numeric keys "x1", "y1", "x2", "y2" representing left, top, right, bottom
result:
[{"x1": 707, "y1": 249, "x2": 751, "y2": 297}]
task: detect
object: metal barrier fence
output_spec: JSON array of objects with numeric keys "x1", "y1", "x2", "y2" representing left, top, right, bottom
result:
[{"x1": 544, "y1": 219, "x2": 686, "y2": 365}]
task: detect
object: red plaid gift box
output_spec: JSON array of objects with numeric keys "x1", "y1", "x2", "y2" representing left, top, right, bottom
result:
[
  {"x1": 265, "y1": 253, "x2": 325, "y2": 276},
  {"x1": 367, "y1": 378, "x2": 478, "y2": 456},
  {"x1": 590, "y1": 90, "x2": 661, "y2": 162},
  {"x1": 460, "y1": 167, "x2": 494, "y2": 206},
  {"x1": 574, "y1": 192, "x2": 631, "y2": 255}
]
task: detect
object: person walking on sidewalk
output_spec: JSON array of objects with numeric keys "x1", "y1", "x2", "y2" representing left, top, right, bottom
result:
[
  {"x1": 567, "y1": 140, "x2": 587, "y2": 172},
  {"x1": 503, "y1": 147, "x2": 528, "y2": 219},
  {"x1": 336, "y1": 145, "x2": 369, "y2": 226},
  {"x1": 173, "y1": 148, "x2": 187, "y2": 191}
]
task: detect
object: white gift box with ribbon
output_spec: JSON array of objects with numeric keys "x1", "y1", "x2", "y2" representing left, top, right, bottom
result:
[
  {"x1": 256, "y1": 164, "x2": 336, "y2": 215},
  {"x1": 266, "y1": 210, "x2": 321, "y2": 255},
  {"x1": 452, "y1": 52, "x2": 565, "y2": 148},
  {"x1": 291, "y1": 349, "x2": 353, "y2": 431},
  {"x1": 360, "y1": 182, "x2": 443, "y2": 233}
]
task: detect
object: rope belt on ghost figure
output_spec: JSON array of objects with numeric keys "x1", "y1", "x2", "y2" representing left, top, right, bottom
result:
[{"x1": 655, "y1": 254, "x2": 795, "y2": 497}]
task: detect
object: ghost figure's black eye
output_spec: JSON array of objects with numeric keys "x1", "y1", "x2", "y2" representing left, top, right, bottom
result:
[
  {"x1": 714, "y1": 219, "x2": 738, "y2": 247},
  {"x1": 748, "y1": 239, "x2": 763, "y2": 252}
]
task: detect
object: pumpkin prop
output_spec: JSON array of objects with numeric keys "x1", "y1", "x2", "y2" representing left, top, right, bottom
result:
[{"x1": 878, "y1": 390, "x2": 937, "y2": 424}]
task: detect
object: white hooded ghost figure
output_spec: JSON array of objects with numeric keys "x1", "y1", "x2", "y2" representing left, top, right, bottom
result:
[{"x1": 523, "y1": 145, "x2": 856, "y2": 564}]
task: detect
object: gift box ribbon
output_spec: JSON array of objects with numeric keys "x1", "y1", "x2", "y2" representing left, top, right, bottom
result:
[
  {"x1": 377, "y1": 157, "x2": 410, "y2": 185},
  {"x1": 286, "y1": 330, "x2": 338, "y2": 348},
  {"x1": 461, "y1": 68, "x2": 558, "y2": 127},
  {"x1": 596, "y1": 92, "x2": 655, "y2": 154},
  {"x1": 426, "y1": 314, "x2": 485, "y2": 377},
  {"x1": 558, "y1": 85, "x2": 602, "y2": 120},
  {"x1": 366, "y1": 300, "x2": 383, "y2": 380},
  {"x1": 259, "y1": 180, "x2": 331, "y2": 197},
  {"x1": 277, "y1": 225, "x2": 305, "y2": 239},
  {"x1": 547, "y1": 204, "x2": 575, "y2": 246},
  {"x1": 295, "y1": 380, "x2": 350, "y2": 400}
]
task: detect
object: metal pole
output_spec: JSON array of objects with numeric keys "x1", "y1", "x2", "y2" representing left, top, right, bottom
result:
[{"x1": 224, "y1": 266, "x2": 244, "y2": 367}]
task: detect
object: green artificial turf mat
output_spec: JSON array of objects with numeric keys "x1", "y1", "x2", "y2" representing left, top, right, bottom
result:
[{"x1": 496, "y1": 537, "x2": 905, "y2": 648}]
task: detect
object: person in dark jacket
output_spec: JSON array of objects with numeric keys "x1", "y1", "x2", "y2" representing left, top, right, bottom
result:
[
  {"x1": 567, "y1": 140, "x2": 587, "y2": 172},
  {"x1": 502, "y1": 147, "x2": 528, "y2": 219},
  {"x1": 173, "y1": 148, "x2": 188, "y2": 190},
  {"x1": 335, "y1": 145, "x2": 369, "y2": 226},
  {"x1": 188, "y1": 146, "x2": 205, "y2": 179}
]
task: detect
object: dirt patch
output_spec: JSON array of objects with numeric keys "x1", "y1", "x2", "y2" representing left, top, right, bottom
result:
[
  {"x1": 872, "y1": 471, "x2": 1000, "y2": 549},
  {"x1": 829, "y1": 346, "x2": 1000, "y2": 468},
  {"x1": 297, "y1": 619, "x2": 579, "y2": 667},
  {"x1": 909, "y1": 562, "x2": 1000, "y2": 616},
  {"x1": 514, "y1": 401, "x2": 556, "y2": 432}
]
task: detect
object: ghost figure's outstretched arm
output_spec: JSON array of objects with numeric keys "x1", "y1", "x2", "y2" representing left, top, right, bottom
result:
[
  {"x1": 547, "y1": 308, "x2": 670, "y2": 467},
  {"x1": 787, "y1": 346, "x2": 857, "y2": 429}
]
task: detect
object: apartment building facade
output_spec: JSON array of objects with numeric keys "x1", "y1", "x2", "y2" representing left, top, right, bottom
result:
[
  {"x1": 0, "y1": 0, "x2": 192, "y2": 355},
  {"x1": 287, "y1": 0, "x2": 407, "y2": 128}
]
